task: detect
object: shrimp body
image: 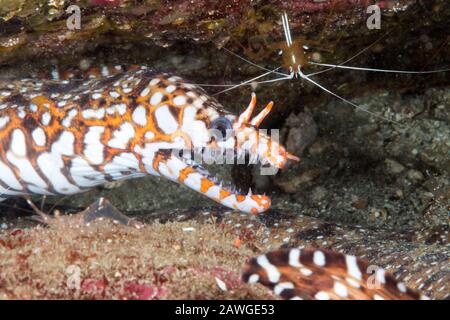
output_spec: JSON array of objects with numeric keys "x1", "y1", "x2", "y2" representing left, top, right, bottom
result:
[
  {"x1": 0, "y1": 66, "x2": 298, "y2": 214},
  {"x1": 217, "y1": 12, "x2": 448, "y2": 122}
]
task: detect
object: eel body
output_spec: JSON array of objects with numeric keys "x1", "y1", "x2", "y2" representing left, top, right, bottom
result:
[
  {"x1": 0, "y1": 66, "x2": 297, "y2": 213},
  {"x1": 243, "y1": 247, "x2": 429, "y2": 300}
]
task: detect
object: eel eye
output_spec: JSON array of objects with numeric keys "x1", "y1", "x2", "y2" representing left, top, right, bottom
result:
[{"x1": 211, "y1": 117, "x2": 233, "y2": 141}]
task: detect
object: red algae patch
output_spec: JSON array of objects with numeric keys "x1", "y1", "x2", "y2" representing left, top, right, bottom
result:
[
  {"x1": 0, "y1": 216, "x2": 272, "y2": 299},
  {"x1": 0, "y1": 207, "x2": 447, "y2": 299}
]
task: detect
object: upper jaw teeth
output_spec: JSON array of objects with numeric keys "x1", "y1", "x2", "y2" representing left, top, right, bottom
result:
[
  {"x1": 248, "y1": 154, "x2": 259, "y2": 165},
  {"x1": 182, "y1": 146, "x2": 266, "y2": 166}
]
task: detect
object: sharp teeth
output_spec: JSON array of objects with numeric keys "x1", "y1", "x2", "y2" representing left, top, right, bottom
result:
[
  {"x1": 248, "y1": 188, "x2": 252, "y2": 196},
  {"x1": 250, "y1": 154, "x2": 258, "y2": 164}
]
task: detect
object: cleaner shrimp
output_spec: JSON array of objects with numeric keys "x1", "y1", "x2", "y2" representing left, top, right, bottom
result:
[{"x1": 191, "y1": 11, "x2": 449, "y2": 125}]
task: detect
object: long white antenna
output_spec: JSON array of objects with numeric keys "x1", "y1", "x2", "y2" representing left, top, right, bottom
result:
[
  {"x1": 305, "y1": 32, "x2": 391, "y2": 77},
  {"x1": 299, "y1": 71, "x2": 401, "y2": 125},
  {"x1": 222, "y1": 47, "x2": 287, "y2": 77},
  {"x1": 308, "y1": 62, "x2": 450, "y2": 74},
  {"x1": 213, "y1": 67, "x2": 282, "y2": 95},
  {"x1": 282, "y1": 12, "x2": 293, "y2": 48}
]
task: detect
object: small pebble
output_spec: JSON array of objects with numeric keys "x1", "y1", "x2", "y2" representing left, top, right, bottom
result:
[
  {"x1": 407, "y1": 169, "x2": 424, "y2": 182},
  {"x1": 215, "y1": 277, "x2": 227, "y2": 291},
  {"x1": 395, "y1": 189, "x2": 404, "y2": 199},
  {"x1": 352, "y1": 198, "x2": 368, "y2": 209},
  {"x1": 311, "y1": 186, "x2": 327, "y2": 202},
  {"x1": 384, "y1": 158, "x2": 405, "y2": 175}
]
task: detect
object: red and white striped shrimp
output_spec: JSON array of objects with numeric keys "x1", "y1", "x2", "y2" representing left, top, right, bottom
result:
[{"x1": 0, "y1": 66, "x2": 298, "y2": 214}]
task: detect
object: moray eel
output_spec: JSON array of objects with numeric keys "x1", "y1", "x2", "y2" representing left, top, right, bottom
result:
[
  {"x1": 0, "y1": 66, "x2": 298, "y2": 214},
  {"x1": 243, "y1": 247, "x2": 429, "y2": 300}
]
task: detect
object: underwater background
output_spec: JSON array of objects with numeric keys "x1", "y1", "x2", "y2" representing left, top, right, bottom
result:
[{"x1": 0, "y1": 0, "x2": 448, "y2": 299}]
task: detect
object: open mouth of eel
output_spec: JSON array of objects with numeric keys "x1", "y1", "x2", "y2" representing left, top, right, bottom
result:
[{"x1": 159, "y1": 93, "x2": 299, "y2": 214}]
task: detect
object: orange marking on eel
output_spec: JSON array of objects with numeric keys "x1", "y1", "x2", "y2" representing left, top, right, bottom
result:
[
  {"x1": 178, "y1": 166, "x2": 196, "y2": 183},
  {"x1": 251, "y1": 195, "x2": 271, "y2": 210},
  {"x1": 200, "y1": 178, "x2": 215, "y2": 193},
  {"x1": 152, "y1": 152, "x2": 166, "y2": 173},
  {"x1": 31, "y1": 95, "x2": 54, "y2": 108},
  {"x1": 219, "y1": 189, "x2": 231, "y2": 199},
  {"x1": 236, "y1": 195, "x2": 246, "y2": 202}
]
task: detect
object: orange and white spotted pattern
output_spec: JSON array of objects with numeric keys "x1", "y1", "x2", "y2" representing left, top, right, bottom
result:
[{"x1": 0, "y1": 66, "x2": 298, "y2": 214}]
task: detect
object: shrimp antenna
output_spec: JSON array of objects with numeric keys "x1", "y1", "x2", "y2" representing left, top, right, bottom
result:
[
  {"x1": 306, "y1": 29, "x2": 450, "y2": 75},
  {"x1": 184, "y1": 47, "x2": 287, "y2": 89},
  {"x1": 308, "y1": 61, "x2": 450, "y2": 74},
  {"x1": 306, "y1": 30, "x2": 392, "y2": 77},
  {"x1": 212, "y1": 67, "x2": 282, "y2": 96},
  {"x1": 221, "y1": 47, "x2": 287, "y2": 77},
  {"x1": 282, "y1": 11, "x2": 293, "y2": 48},
  {"x1": 181, "y1": 67, "x2": 287, "y2": 90},
  {"x1": 0, "y1": 187, "x2": 47, "y2": 216},
  {"x1": 0, "y1": 202, "x2": 37, "y2": 215},
  {"x1": 299, "y1": 71, "x2": 403, "y2": 125}
]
